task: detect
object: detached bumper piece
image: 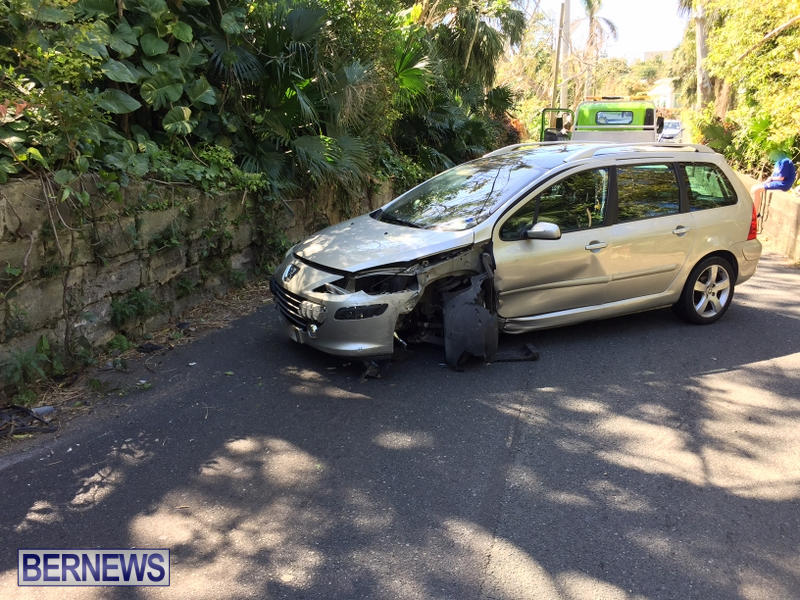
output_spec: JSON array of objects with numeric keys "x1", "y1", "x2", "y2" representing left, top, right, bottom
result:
[{"x1": 442, "y1": 273, "x2": 498, "y2": 369}]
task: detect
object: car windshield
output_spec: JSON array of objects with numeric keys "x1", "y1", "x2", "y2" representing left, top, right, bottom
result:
[
  {"x1": 664, "y1": 121, "x2": 681, "y2": 131},
  {"x1": 374, "y1": 153, "x2": 548, "y2": 231}
]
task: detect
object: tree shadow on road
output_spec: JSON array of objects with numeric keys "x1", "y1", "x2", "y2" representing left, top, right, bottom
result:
[{"x1": 1, "y1": 259, "x2": 799, "y2": 599}]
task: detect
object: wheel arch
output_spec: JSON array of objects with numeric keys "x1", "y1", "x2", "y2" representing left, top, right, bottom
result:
[{"x1": 693, "y1": 250, "x2": 738, "y2": 282}]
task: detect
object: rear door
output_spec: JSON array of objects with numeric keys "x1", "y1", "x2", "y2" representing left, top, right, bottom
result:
[{"x1": 603, "y1": 162, "x2": 696, "y2": 303}]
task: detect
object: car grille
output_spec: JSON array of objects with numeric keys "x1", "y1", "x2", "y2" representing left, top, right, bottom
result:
[{"x1": 270, "y1": 278, "x2": 310, "y2": 330}]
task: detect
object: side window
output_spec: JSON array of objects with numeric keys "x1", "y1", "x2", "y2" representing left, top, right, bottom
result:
[
  {"x1": 616, "y1": 164, "x2": 680, "y2": 222},
  {"x1": 499, "y1": 168, "x2": 609, "y2": 240},
  {"x1": 683, "y1": 163, "x2": 737, "y2": 210}
]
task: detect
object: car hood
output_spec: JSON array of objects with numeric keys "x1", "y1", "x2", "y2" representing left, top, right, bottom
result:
[{"x1": 293, "y1": 214, "x2": 474, "y2": 272}]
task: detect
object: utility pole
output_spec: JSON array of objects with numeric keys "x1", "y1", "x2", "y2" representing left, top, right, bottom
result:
[
  {"x1": 551, "y1": 2, "x2": 565, "y2": 110},
  {"x1": 559, "y1": 0, "x2": 570, "y2": 109}
]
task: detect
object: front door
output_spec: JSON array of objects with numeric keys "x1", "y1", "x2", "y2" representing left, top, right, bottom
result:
[{"x1": 492, "y1": 167, "x2": 612, "y2": 319}]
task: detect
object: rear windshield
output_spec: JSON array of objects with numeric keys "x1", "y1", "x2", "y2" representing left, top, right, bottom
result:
[
  {"x1": 374, "y1": 154, "x2": 548, "y2": 231},
  {"x1": 596, "y1": 111, "x2": 633, "y2": 125}
]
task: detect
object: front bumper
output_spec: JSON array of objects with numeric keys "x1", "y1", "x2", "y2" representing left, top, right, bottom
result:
[{"x1": 269, "y1": 258, "x2": 418, "y2": 358}]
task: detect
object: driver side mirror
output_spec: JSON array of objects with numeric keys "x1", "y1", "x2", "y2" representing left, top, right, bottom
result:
[
  {"x1": 656, "y1": 116, "x2": 665, "y2": 134},
  {"x1": 524, "y1": 221, "x2": 562, "y2": 240}
]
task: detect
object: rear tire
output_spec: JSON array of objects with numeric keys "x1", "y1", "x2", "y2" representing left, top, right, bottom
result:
[{"x1": 674, "y1": 256, "x2": 735, "y2": 324}]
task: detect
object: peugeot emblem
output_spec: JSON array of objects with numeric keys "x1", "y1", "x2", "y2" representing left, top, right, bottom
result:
[{"x1": 282, "y1": 263, "x2": 299, "y2": 282}]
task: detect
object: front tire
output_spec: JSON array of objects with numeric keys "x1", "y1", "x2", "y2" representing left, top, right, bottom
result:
[{"x1": 674, "y1": 256, "x2": 735, "y2": 324}]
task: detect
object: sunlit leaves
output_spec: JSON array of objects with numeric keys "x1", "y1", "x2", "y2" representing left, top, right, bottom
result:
[
  {"x1": 393, "y1": 41, "x2": 432, "y2": 108},
  {"x1": 163, "y1": 106, "x2": 195, "y2": 135},
  {"x1": 76, "y1": 20, "x2": 112, "y2": 59},
  {"x1": 286, "y1": 7, "x2": 326, "y2": 42}
]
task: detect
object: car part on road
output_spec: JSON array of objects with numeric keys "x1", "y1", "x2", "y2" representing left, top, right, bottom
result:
[
  {"x1": 442, "y1": 273, "x2": 499, "y2": 369},
  {"x1": 491, "y1": 343, "x2": 541, "y2": 363}
]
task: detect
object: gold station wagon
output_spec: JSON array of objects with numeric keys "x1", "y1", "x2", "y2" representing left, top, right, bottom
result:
[{"x1": 271, "y1": 142, "x2": 762, "y2": 367}]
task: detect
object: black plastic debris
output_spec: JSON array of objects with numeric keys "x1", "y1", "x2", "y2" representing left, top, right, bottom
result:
[
  {"x1": 491, "y1": 343, "x2": 540, "y2": 363},
  {"x1": 361, "y1": 360, "x2": 390, "y2": 380},
  {"x1": 442, "y1": 273, "x2": 499, "y2": 369},
  {"x1": 136, "y1": 342, "x2": 165, "y2": 353},
  {"x1": 0, "y1": 405, "x2": 58, "y2": 437}
]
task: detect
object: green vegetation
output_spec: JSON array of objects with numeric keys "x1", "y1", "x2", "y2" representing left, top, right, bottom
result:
[
  {"x1": 498, "y1": 0, "x2": 798, "y2": 176},
  {"x1": 672, "y1": 0, "x2": 800, "y2": 174},
  {"x1": 0, "y1": 335, "x2": 65, "y2": 405},
  {"x1": 110, "y1": 288, "x2": 162, "y2": 327},
  {"x1": 0, "y1": 0, "x2": 523, "y2": 199},
  {"x1": 497, "y1": 4, "x2": 669, "y2": 137},
  {"x1": 107, "y1": 333, "x2": 133, "y2": 352}
]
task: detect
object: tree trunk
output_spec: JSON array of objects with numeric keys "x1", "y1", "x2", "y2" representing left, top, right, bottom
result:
[
  {"x1": 583, "y1": 24, "x2": 598, "y2": 99},
  {"x1": 559, "y1": 0, "x2": 571, "y2": 108},
  {"x1": 463, "y1": 2, "x2": 482, "y2": 74},
  {"x1": 694, "y1": 1, "x2": 713, "y2": 109}
]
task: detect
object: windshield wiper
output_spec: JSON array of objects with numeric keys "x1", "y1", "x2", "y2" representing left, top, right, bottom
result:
[{"x1": 378, "y1": 213, "x2": 424, "y2": 229}]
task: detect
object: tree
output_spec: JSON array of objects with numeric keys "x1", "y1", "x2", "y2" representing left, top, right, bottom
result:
[
  {"x1": 495, "y1": 12, "x2": 556, "y2": 133},
  {"x1": 579, "y1": 0, "x2": 618, "y2": 98},
  {"x1": 701, "y1": 0, "x2": 800, "y2": 171},
  {"x1": 678, "y1": 0, "x2": 713, "y2": 109}
]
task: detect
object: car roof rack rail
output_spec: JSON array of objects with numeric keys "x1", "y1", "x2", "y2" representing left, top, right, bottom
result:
[
  {"x1": 566, "y1": 143, "x2": 714, "y2": 162},
  {"x1": 482, "y1": 141, "x2": 578, "y2": 158}
]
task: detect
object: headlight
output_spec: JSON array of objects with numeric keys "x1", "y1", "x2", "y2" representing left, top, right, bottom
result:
[{"x1": 334, "y1": 304, "x2": 388, "y2": 320}]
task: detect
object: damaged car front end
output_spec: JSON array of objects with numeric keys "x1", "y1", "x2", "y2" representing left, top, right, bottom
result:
[
  {"x1": 270, "y1": 221, "x2": 493, "y2": 363},
  {"x1": 270, "y1": 150, "x2": 547, "y2": 366}
]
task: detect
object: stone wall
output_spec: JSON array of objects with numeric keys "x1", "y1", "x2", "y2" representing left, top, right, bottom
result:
[
  {"x1": 0, "y1": 179, "x2": 257, "y2": 363},
  {"x1": 735, "y1": 172, "x2": 800, "y2": 262},
  {"x1": 0, "y1": 177, "x2": 393, "y2": 365}
]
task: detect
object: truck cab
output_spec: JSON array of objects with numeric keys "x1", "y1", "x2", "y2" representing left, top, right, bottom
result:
[{"x1": 571, "y1": 97, "x2": 663, "y2": 142}]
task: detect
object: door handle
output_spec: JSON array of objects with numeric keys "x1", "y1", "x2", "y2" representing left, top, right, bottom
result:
[
  {"x1": 585, "y1": 241, "x2": 608, "y2": 252},
  {"x1": 672, "y1": 225, "x2": 690, "y2": 236}
]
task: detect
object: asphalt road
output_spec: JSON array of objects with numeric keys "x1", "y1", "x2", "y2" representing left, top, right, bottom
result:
[{"x1": 1, "y1": 254, "x2": 799, "y2": 600}]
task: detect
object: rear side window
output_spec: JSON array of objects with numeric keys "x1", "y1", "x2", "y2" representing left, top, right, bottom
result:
[
  {"x1": 616, "y1": 164, "x2": 680, "y2": 222},
  {"x1": 596, "y1": 111, "x2": 633, "y2": 125},
  {"x1": 683, "y1": 163, "x2": 737, "y2": 210}
]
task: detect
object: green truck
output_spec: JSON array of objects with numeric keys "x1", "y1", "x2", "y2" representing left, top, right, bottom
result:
[{"x1": 540, "y1": 97, "x2": 664, "y2": 143}]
